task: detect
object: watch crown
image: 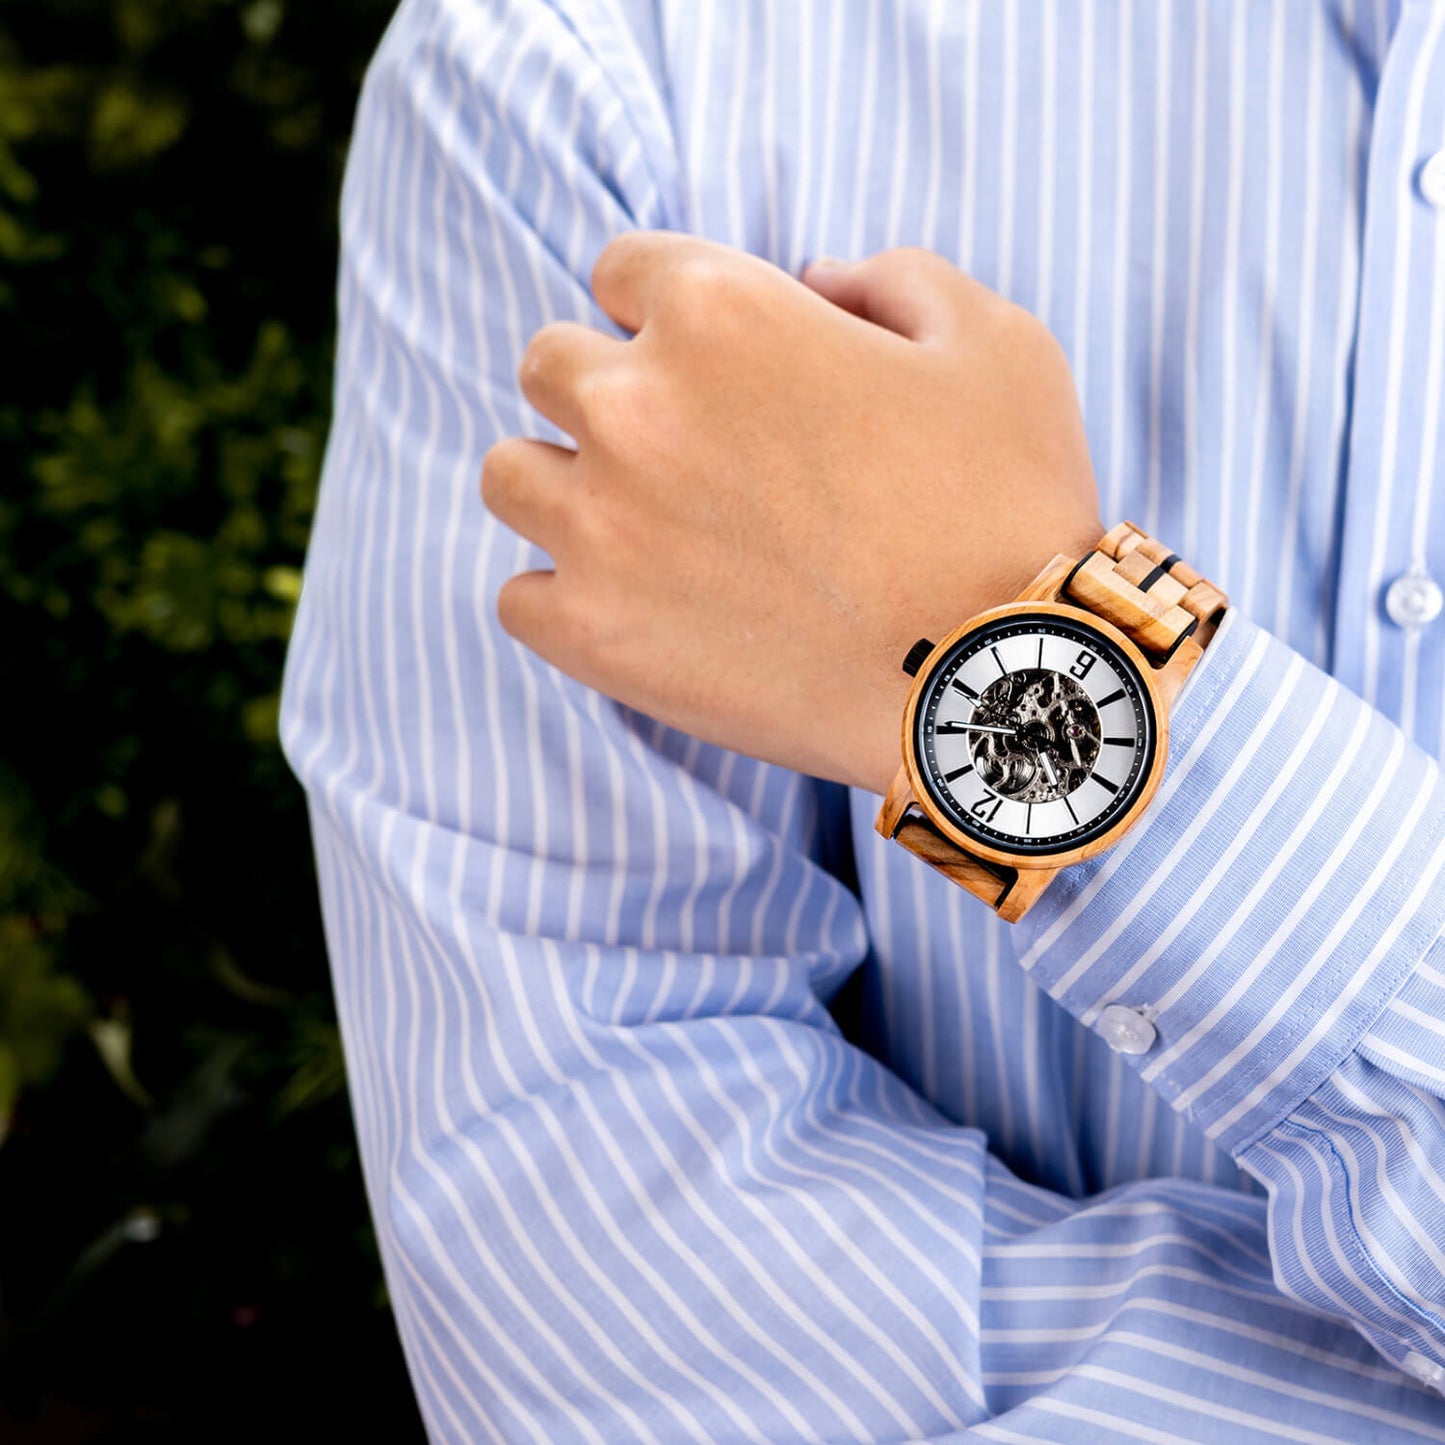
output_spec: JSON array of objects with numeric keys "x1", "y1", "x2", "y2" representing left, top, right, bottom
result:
[{"x1": 902, "y1": 638, "x2": 936, "y2": 678}]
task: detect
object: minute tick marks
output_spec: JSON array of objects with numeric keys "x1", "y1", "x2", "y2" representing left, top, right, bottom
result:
[{"x1": 914, "y1": 613, "x2": 1156, "y2": 857}]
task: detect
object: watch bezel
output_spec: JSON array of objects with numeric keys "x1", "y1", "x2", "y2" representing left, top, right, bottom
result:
[{"x1": 900, "y1": 601, "x2": 1169, "y2": 869}]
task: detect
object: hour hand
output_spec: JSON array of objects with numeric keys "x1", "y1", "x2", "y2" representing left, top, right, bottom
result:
[{"x1": 1039, "y1": 752, "x2": 1060, "y2": 788}]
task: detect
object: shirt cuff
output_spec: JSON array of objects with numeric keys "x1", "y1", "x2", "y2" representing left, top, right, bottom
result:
[{"x1": 1014, "y1": 606, "x2": 1445, "y2": 1156}]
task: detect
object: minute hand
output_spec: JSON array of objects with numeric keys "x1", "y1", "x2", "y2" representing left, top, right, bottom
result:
[{"x1": 936, "y1": 722, "x2": 1018, "y2": 736}]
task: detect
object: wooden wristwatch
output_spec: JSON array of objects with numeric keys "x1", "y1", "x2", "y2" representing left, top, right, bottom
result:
[{"x1": 874, "y1": 521, "x2": 1228, "y2": 922}]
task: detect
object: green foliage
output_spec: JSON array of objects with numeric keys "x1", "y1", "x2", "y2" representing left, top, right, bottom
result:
[
  {"x1": 0, "y1": 932, "x2": 93, "y2": 1133},
  {"x1": 0, "y1": 0, "x2": 422, "y2": 1436}
]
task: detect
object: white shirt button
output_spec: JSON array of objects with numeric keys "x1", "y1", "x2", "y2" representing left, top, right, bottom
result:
[
  {"x1": 1096, "y1": 1004, "x2": 1156, "y2": 1056},
  {"x1": 1403, "y1": 1352, "x2": 1445, "y2": 1392},
  {"x1": 1421, "y1": 151, "x2": 1445, "y2": 208},
  {"x1": 1385, "y1": 572, "x2": 1444, "y2": 629}
]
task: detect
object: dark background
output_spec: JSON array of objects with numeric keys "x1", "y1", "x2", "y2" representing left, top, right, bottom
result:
[{"x1": 0, "y1": 0, "x2": 427, "y2": 1437}]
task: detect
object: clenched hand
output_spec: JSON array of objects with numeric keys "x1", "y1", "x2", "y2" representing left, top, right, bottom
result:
[{"x1": 482, "y1": 232, "x2": 1102, "y2": 797}]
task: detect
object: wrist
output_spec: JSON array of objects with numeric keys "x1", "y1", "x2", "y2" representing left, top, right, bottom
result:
[
  {"x1": 863, "y1": 520, "x2": 1106, "y2": 796},
  {"x1": 861, "y1": 671, "x2": 916, "y2": 796}
]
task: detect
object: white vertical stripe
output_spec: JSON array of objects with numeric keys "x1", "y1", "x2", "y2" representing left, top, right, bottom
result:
[
  {"x1": 1103, "y1": 0, "x2": 1133, "y2": 525},
  {"x1": 1142, "y1": 0, "x2": 1172, "y2": 539},
  {"x1": 1238, "y1": 0, "x2": 1287, "y2": 618}
]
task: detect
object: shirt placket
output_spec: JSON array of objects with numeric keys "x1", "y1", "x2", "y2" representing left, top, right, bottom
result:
[{"x1": 1331, "y1": 0, "x2": 1445, "y2": 751}]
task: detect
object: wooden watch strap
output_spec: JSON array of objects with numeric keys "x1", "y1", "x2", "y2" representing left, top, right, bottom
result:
[
  {"x1": 1065, "y1": 520, "x2": 1228, "y2": 659},
  {"x1": 890, "y1": 810, "x2": 1016, "y2": 910}
]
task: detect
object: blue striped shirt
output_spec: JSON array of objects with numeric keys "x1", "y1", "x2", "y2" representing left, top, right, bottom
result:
[{"x1": 279, "y1": 0, "x2": 1445, "y2": 1437}]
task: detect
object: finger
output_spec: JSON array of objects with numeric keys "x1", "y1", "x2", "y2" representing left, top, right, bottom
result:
[
  {"x1": 495, "y1": 567, "x2": 560, "y2": 654},
  {"x1": 800, "y1": 246, "x2": 993, "y2": 344},
  {"x1": 590, "y1": 229, "x2": 737, "y2": 333},
  {"x1": 517, "y1": 320, "x2": 627, "y2": 439},
  {"x1": 480, "y1": 435, "x2": 578, "y2": 555}
]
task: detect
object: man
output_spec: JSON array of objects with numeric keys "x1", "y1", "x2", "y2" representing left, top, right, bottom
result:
[{"x1": 279, "y1": 0, "x2": 1445, "y2": 1438}]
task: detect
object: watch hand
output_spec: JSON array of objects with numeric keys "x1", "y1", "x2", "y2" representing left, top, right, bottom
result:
[
  {"x1": 935, "y1": 721, "x2": 1018, "y2": 736},
  {"x1": 1039, "y1": 753, "x2": 1060, "y2": 788}
]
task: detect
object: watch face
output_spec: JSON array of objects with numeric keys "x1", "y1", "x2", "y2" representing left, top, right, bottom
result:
[{"x1": 913, "y1": 611, "x2": 1158, "y2": 858}]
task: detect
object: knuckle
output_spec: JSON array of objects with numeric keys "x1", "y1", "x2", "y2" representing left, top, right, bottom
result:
[
  {"x1": 516, "y1": 323, "x2": 566, "y2": 393},
  {"x1": 1023, "y1": 314, "x2": 1070, "y2": 371},
  {"x1": 879, "y1": 244, "x2": 953, "y2": 287},
  {"x1": 575, "y1": 362, "x2": 624, "y2": 415},
  {"x1": 516, "y1": 346, "x2": 544, "y2": 399},
  {"x1": 991, "y1": 296, "x2": 1056, "y2": 355},
  {"x1": 590, "y1": 231, "x2": 636, "y2": 299},
  {"x1": 494, "y1": 573, "x2": 532, "y2": 640},
  {"x1": 999, "y1": 295, "x2": 1043, "y2": 332},
  {"x1": 1036, "y1": 322, "x2": 1071, "y2": 369},
  {"x1": 887, "y1": 243, "x2": 943, "y2": 271},
  {"x1": 671, "y1": 251, "x2": 729, "y2": 293},
  {"x1": 992, "y1": 290, "x2": 1039, "y2": 329},
  {"x1": 660, "y1": 253, "x2": 751, "y2": 327},
  {"x1": 576, "y1": 365, "x2": 646, "y2": 445}
]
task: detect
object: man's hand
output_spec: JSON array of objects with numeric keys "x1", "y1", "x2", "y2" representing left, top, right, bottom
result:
[{"x1": 482, "y1": 232, "x2": 1102, "y2": 796}]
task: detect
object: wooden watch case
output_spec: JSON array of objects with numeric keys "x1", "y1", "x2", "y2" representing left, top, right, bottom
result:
[{"x1": 874, "y1": 550, "x2": 1211, "y2": 922}]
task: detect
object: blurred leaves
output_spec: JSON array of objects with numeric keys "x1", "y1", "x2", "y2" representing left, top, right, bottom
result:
[
  {"x1": 0, "y1": 933, "x2": 93, "y2": 1143},
  {"x1": 89, "y1": 1005, "x2": 154, "y2": 1110},
  {"x1": 90, "y1": 78, "x2": 189, "y2": 167},
  {"x1": 275, "y1": 1017, "x2": 346, "y2": 1116},
  {"x1": 0, "y1": 0, "x2": 421, "y2": 1437}
]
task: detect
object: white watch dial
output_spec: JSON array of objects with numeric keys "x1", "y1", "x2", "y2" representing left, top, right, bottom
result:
[{"x1": 913, "y1": 613, "x2": 1158, "y2": 857}]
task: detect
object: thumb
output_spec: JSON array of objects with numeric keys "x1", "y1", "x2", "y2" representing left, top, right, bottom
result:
[{"x1": 800, "y1": 246, "x2": 968, "y2": 343}]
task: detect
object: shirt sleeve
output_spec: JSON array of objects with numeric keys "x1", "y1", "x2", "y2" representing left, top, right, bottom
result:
[
  {"x1": 278, "y1": 1, "x2": 1445, "y2": 1438},
  {"x1": 1016, "y1": 602, "x2": 1445, "y2": 1391}
]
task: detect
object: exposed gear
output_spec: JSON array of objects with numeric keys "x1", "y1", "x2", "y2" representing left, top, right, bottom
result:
[{"x1": 971, "y1": 669, "x2": 1101, "y2": 803}]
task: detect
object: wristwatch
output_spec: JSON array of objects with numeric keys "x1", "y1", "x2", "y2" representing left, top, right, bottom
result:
[{"x1": 874, "y1": 521, "x2": 1228, "y2": 922}]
